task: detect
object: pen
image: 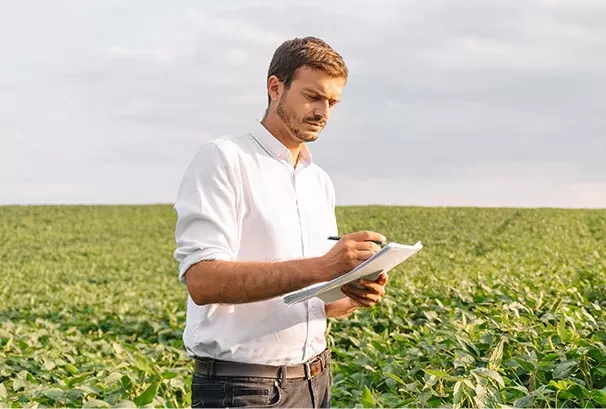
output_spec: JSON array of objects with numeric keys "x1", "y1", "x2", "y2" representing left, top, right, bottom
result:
[{"x1": 327, "y1": 236, "x2": 385, "y2": 245}]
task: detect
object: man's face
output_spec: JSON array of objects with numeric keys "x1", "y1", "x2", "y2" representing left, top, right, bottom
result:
[{"x1": 275, "y1": 67, "x2": 346, "y2": 143}]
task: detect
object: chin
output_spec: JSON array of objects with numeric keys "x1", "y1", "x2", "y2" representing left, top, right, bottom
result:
[
  {"x1": 294, "y1": 130, "x2": 318, "y2": 143},
  {"x1": 306, "y1": 129, "x2": 322, "y2": 139},
  {"x1": 302, "y1": 133, "x2": 319, "y2": 142}
]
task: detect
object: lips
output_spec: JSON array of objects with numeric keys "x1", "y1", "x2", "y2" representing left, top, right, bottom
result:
[{"x1": 306, "y1": 121, "x2": 324, "y2": 128}]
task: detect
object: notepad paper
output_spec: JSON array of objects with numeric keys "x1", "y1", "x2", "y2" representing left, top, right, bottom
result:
[{"x1": 282, "y1": 241, "x2": 423, "y2": 305}]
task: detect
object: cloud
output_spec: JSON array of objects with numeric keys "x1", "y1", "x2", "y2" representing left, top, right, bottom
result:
[
  {"x1": 1, "y1": 0, "x2": 605, "y2": 206},
  {"x1": 184, "y1": 9, "x2": 285, "y2": 47}
]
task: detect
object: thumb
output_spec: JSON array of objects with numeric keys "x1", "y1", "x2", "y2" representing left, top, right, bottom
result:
[{"x1": 376, "y1": 272, "x2": 389, "y2": 285}]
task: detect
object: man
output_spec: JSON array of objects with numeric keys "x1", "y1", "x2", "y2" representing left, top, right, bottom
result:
[{"x1": 173, "y1": 36, "x2": 389, "y2": 408}]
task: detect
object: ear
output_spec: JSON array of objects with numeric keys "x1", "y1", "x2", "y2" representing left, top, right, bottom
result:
[{"x1": 267, "y1": 75, "x2": 284, "y2": 104}]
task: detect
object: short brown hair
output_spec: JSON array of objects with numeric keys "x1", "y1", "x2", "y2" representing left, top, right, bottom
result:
[{"x1": 267, "y1": 36, "x2": 348, "y2": 90}]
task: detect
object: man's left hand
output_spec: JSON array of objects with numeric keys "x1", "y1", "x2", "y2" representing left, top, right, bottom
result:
[{"x1": 340, "y1": 272, "x2": 389, "y2": 308}]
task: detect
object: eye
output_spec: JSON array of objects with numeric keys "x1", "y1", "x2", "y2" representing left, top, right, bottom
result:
[{"x1": 307, "y1": 94, "x2": 321, "y2": 101}]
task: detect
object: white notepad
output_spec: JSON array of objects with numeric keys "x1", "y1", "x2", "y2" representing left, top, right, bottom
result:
[{"x1": 283, "y1": 241, "x2": 423, "y2": 305}]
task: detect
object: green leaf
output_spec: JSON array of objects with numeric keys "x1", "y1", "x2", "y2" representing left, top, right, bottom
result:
[
  {"x1": 557, "y1": 316, "x2": 570, "y2": 341},
  {"x1": 472, "y1": 367, "x2": 505, "y2": 387},
  {"x1": 66, "y1": 373, "x2": 91, "y2": 388},
  {"x1": 510, "y1": 385, "x2": 529, "y2": 394},
  {"x1": 423, "y1": 368, "x2": 449, "y2": 379},
  {"x1": 105, "y1": 372, "x2": 123, "y2": 385},
  {"x1": 43, "y1": 359, "x2": 56, "y2": 371},
  {"x1": 117, "y1": 400, "x2": 138, "y2": 408},
  {"x1": 385, "y1": 373, "x2": 407, "y2": 386},
  {"x1": 360, "y1": 386, "x2": 376, "y2": 408},
  {"x1": 462, "y1": 379, "x2": 475, "y2": 390},
  {"x1": 17, "y1": 340, "x2": 29, "y2": 351},
  {"x1": 66, "y1": 388, "x2": 86, "y2": 402},
  {"x1": 552, "y1": 360, "x2": 576, "y2": 379},
  {"x1": 488, "y1": 338, "x2": 505, "y2": 370},
  {"x1": 78, "y1": 384, "x2": 103, "y2": 395},
  {"x1": 43, "y1": 387, "x2": 65, "y2": 401},
  {"x1": 424, "y1": 374, "x2": 438, "y2": 388},
  {"x1": 161, "y1": 371, "x2": 178, "y2": 379},
  {"x1": 587, "y1": 348, "x2": 605, "y2": 363},
  {"x1": 112, "y1": 342, "x2": 124, "y2": 355},
  {"x1": 0, "y1": 383, "x2": 7, "y2": 400},
  {"x1": 474, "y1": 383, "x2": 486, "y2": 405},
  {"x1": 453, "y1": 380, "x2": 463, "y2": 407},
  {"x1": 590, "y1": 390, "x2": 606, "y2": 406},
  {"x1": 541, "y1": 353, "x2": 559, "y2": 362},
  {"x1": 134, "y1": 381, "x2": 161, "y2": 407},
  {"x1": 550, "y1": 379, "x2": 569, "y2": 390},
  {"x1": 121, "y1": 374, "x2": 134, "y2": 392},
  {"x1": 83, "y1": 398, "x2": 112, "y2": 408},
  {"x1": 12, "y1": 378, "x2": 26, "y2": 392},
  {"x1": 515, "y1": 358, "x2": 536, "y2": 372},
  {"x1": 567, "y1": 383, "x2": 588, "y2": 399},
  {"x1": 513, "y1": 395, "x2": 533, "y2": 408}
]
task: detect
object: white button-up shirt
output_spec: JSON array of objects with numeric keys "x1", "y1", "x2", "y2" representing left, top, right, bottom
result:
[{"x1": 173, "y1": 120, "x2": 338, "y2": 365}]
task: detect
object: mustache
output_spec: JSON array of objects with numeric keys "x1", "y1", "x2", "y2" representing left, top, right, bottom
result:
[{"x1": 304, "y1": 115, "x2": 326, "y2": 127}]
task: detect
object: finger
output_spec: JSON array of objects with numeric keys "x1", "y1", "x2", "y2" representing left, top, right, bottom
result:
[
  {"x1": 351, "y1": 297, "x2": 375, "y2": 307},
  {"x1": 341, "y1": 284, "x2": 383, "y2": 302},
  {"x1": 341, "y1": 288, "x2": 377, "y2": 307},
  {"x1": 345, "y1": 231, "x2": 386, "y2": 244},
  {"x1": 352, "y1": 280, "x2": 386, "y2": 297},
  {"x1": 355, "y1": 241, "x2": 382, "y2": 253},
  {"x1": 355, "y1": 249, "x2": 379, "y2": 260},
  {"x1": 352, "y1": 243, "x2": 381, "y2": 261},
  {"x1": 362, "y1": 272, "x2": 389, "y2": 285}
]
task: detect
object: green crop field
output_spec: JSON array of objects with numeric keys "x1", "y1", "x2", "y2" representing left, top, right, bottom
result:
[{"x1": 1, "y1": 205, "x2": 605, "y2": 408}]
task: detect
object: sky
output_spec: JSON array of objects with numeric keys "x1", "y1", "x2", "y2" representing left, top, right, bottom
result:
[{"x1": 1, "y1": 0, "x2": 605, "y2": 208}]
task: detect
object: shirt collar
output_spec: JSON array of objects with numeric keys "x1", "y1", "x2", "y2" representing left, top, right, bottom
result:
[{"x1": 251, "y1": 120, "x2": 313, "y2": 168}]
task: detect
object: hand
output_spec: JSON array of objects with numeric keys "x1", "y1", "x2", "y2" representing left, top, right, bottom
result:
[
  {"x1": 340, "y1": 272, "x2": 389, "y2": 308},
  {"x1": 321, "y1": 231, "x2": 386, "y2": 280}
]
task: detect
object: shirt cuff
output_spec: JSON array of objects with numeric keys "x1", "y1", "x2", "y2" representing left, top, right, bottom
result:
[{"x1": 179, "y1": 250, "x2": 233, "y2": 283}]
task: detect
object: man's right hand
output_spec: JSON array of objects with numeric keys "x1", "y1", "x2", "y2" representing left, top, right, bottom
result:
[
  {"x1": 321, "y1": 231, "x2": 386, "y2": 280},
  {"x1": 183, "y1": 231, "x2": 386, "y2": 305}
]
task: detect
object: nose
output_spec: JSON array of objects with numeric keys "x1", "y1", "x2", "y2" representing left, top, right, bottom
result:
[{"x1": 313, "y1": 100, "x2": 330, "y2": 119}]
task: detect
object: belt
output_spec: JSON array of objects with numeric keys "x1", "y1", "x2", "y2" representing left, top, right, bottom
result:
[{"x1": 194, "y1": 349, "x2": 330, "y2": 380}]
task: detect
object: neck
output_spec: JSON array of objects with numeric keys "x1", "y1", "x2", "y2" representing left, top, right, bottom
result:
[{"x1": 260, "y1": 114, "x2": 302, "y2": 167}]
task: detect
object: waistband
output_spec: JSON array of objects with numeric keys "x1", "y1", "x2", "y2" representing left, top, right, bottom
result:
[{"x1": 194, "y1": 349, "x2": 331, "y2": 380}]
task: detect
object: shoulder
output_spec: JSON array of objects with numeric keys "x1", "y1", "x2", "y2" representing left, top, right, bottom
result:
[
  {"x1": 191, "y1": 129, "x2": 253, "y2": 166},
  {"x1": 309, "y1": 163, "x2": 332, "y2": 182}
]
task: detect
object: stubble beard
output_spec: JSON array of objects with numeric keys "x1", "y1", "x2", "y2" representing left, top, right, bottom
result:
[{"x1": 276, "y1": 99, "x2": 319, "y2": 143}]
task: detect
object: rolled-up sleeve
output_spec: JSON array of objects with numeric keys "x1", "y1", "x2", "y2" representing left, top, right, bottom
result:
[{"x1": 173, "y1": 142, "x2": 239, "y2": 283}]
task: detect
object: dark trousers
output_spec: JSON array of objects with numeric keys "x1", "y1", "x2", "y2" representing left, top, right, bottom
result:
[{"x1": 191, "y1": 363, "x2": 331, "y2": 408}]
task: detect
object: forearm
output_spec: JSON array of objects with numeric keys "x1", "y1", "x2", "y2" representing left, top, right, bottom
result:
[
  {"x1": 185, "y1": 258, "x2": 328, "y2": 305},
  {"x1": 325, "y1": 298, "x2": 358, "y2": 318}
]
